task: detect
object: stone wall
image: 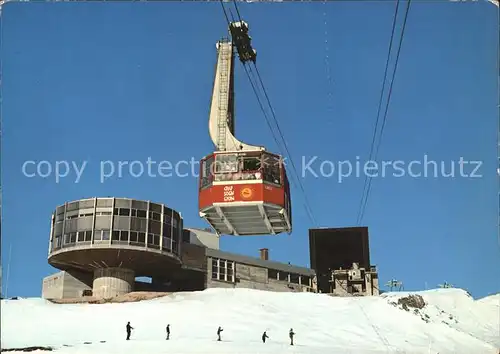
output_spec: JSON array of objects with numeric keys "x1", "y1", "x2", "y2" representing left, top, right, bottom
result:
[
  {"x1": 330, "y1": 269, "x2": 380, "y2": 297},
  {"x1": 206, "y1": 257, "x2": 313, "y2": 293}
]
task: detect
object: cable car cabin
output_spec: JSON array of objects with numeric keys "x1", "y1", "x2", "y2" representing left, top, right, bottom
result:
[
  {"x1": 199, "y1": 151, "x2": 292, "y2": 236},
  {"x1": 229, "y1": 21, "x2": 257, "y2": 63}
]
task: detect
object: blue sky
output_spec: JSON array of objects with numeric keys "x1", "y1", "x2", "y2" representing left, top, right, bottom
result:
[{"x1": 1, "y1": 1, "x2": 498, "y2": 298}]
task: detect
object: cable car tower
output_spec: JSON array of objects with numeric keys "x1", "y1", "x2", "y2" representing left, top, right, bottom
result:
[{"x1": 198, "y1": 20, "x2": 292, "y2": 236}]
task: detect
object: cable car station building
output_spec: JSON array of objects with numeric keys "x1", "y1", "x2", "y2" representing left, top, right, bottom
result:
[
  {"x1": 42, "y1": 198, "x2": 315, "y2": 300},
  {"x1": 42, "y1": 198, "x2": 380, "y2": 300}
]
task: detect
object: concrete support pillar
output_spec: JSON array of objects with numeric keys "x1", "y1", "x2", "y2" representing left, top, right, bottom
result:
[{"x1": 92, "y1": 267, "x2": 135, "y2": 298}]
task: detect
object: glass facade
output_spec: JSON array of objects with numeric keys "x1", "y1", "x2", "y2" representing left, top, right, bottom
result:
[
  {"x1": 199, "y1": 151, "x2": 284, "y2": 189},
  {"x1": 49, "y1": 198, "x2": 182, "y2": 257}
]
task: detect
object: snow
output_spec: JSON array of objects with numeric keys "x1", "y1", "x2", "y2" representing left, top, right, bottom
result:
[{"x1": 1, "y1": 288, "x2": 499, "y2": 354}]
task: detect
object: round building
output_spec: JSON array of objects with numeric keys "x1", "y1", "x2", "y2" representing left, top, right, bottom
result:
[{"x1": 48, "y1": 197, "x2": 183, "y2": 298}]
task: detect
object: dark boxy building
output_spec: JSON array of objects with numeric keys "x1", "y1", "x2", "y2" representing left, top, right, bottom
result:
[
  {"x1": 309, "y1": 227, "x2": 378, "y2": 295},
  {"x1": 309, "y1": 227, "x2": 370, "y2": 271}
]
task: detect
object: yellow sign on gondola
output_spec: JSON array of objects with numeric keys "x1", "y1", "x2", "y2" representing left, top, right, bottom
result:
[{"x1": 240, "y1": 187, "x2": 253, "y2": 199}]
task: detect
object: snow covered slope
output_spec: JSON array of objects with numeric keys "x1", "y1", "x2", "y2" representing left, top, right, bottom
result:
[{"x1": 1, "y1": 288, "x2": 499, "y2": 354}]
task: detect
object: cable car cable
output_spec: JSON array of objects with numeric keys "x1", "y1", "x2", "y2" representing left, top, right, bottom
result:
[
  {"x1": 251, "y1": 64, "x2": 317, "y2": 226},
  {"x1": 229, "y1": 0, "x2": 317, "y2": 225},
  {"x1": 220, "y1": 2, "x2": 289, "y2": 180},
  {"x1": 221, "y1": 0, "x2": 317, "y2": 226},
  {"x1": 244, "y1": 63, "x2": 316, "y2": 226},
  {"x1": 357, "y1": 0, "x2": 412, "y2": 225},
  {"x1": 355, "y1": 0, "x2": 401, "y2": 225},
  {"x1": 358, "y1": 0, "x2": 411, "y2": 224},
  {"x1": 228, "y1": 0, "x2": 290, "y2": 159},
  {"x1": 247, "y1": 65, "x2": 316, "y2": 226},
  {"x1": 221, "y1": 0, "x2": 280, "y2": 151},
  {"x1": 232, "y1": 0, "x2": 243, "y2": 23},
  {"x1": 316, "y1": 5, "x2": 394, "y2": 350},
  {"x1": 231, "y1": 0, "x2": 317, "y2": 225},
  {"x1": 244, "y1": 53, "x2": 316, "y2": 226},
  {"x1": 243, "y1": 65, "x2": 284, "y2": 156},
  {"x1": 220, "y1": 0, "x2": 231, "y2": 24}
]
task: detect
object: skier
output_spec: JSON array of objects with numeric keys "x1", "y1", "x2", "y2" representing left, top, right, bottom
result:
[
  {"x1": 126, "y1": 322, "x2": 134, "y2": 340},
  {"x1": 166, "y1": 324, "x2": 170, "y2": 340},
  {"x1": 217, "y1": 326, "x2": 223, "y2": 341},
  {"x1": 261, "y1": 331, "x2": 269, "y2": 343},
  {"x1": 289, "y1": 328, "x2": 295, "y2": 346}
]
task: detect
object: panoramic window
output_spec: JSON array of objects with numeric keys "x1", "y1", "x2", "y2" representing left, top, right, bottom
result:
[
  {"x1": 201, "y1": 156, "x2": 214, "y2": 189},
  {"x1": 215, "y1": 154, "x2": 238, "y2": 173},
  {"x1": 239, "y1": 154, "x2": 262, "y2": 180},
  {"x1": 149, "y1": 220, "x2": 162, "y2": 235},
  {"x1": 77, "y1": 231, "x2": 92, "y2": 242},
  {"x1": 172, "y1": 227, "x2": 179, "y2": 242},
  {"x1": 263, "y1": 154, "x2": 281, "y2": 185},
  {"x1": 242, "y1": 156, "x2": 261, "y2": 172},
  {"x1": 94, "y1": 231, "x2": 102, "y2": 241},
  {"x1": 162, "y1": 224, "x2": 172, "y2": 238},
  {"x1": 130, "y1": 217, "x2": 147, "y2": 232},
  {"x1": 149, "y1": 211, "x2": 161, "y2": 221},
  {"x1": 120, "y1": 231, "x2": 129, "y2": 242},
  {"x1": 118, "y1": 208, "x2": 130, "y2": 216},
  {"x1": 162, "y1": 236, "x2": 171, "y2": 250},
  {"x1": 97, "y1": 211, "x2": 112, "y2": 216}
]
